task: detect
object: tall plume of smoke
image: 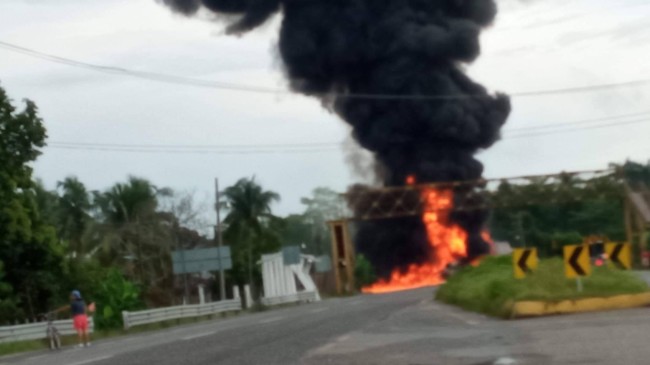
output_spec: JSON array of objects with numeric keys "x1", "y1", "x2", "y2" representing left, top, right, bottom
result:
[{"x1": 161, "y1": 0, "x2": 511, "y2": 279}]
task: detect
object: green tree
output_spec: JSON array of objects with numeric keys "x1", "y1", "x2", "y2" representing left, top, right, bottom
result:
[
  {"x1": 299, "y1": 187, "x2": 341, "y2": 255},
  {"x1": 622, "y1": 160, "x2": 650, "y2": 186},
  {"x1": 354, "y1": 254, "x2": 376, "y2": 290},
  {"x1": 489, "y1": 171, "x2": 625, "y2": 257},
  {"x1": 33, "y1": 179, "x2": 60, "y2": 228},
  {"x1": 0, "y1": 261, "x2": 20, "y2": 324},
  {"x1": 57, "y1": 176, "x2": 92, "y2": 259},
  {"x1": 222, "y1": 178, "x2": 281, "y2": 294},
  {"x1": 280, "y1": 214, "x2": 313, "y2": 248},
  {"x1": 92, "y1": 177, "x2": 175, "y2": 304},
  {"x1": 0, "y1": 84, "x2": 64, "y2": 320},
  {"x1": 92, "y1": 269, "x2": 143, "y2": 330},
  {"x1": 94, "y1": 177, "x2": 163, "y2": 225}
]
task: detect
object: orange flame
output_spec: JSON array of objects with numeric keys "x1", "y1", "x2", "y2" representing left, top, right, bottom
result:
[
  {"x1": 481, "y1": 231, "x2": 496, "y2": 255},
  {"x1": 362, "y1": 179, "x2": 469, "y2": 294}
]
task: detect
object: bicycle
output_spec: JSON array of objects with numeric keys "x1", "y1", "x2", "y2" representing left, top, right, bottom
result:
[{"x1": 41, "y1": 312, "x2": 62, "y2": 350}]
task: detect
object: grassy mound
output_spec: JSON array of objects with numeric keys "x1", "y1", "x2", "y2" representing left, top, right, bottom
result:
[{"x1": 435, "y1": 255, "x2": 649, "y2": 318}]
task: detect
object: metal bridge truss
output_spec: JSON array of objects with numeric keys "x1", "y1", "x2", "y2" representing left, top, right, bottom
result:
[{"x1": 343, "y1": 169, "x2": 621, "y2": 221}]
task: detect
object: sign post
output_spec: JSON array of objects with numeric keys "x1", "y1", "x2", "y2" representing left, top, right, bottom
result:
[
  {"x1": 564, "y1": 244, "x2": 591, "y2": 292},
  {"x1": 172, "y1": 247, "x2": 232, "y2": 274},
  {"x1": 172, "y1": 247, "x2": 233, "y2": 303}
]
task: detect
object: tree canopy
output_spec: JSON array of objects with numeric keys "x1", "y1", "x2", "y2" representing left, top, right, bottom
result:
[
  {"x1": 222, "y1": 178, "x2": 282, "y2": 291},
  {"x1": 0, "y1": 84, "x2": 63, "y2": 320}
]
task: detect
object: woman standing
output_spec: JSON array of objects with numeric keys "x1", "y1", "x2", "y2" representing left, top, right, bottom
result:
[{"x1": 57, "y1": 290, "x2": 91, "y2": 347}]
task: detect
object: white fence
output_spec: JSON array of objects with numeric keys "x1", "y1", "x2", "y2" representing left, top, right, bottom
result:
[
  {"x1": 261, "y1": 291, "x2": 319, "y2": 307},
  {"x1": 0, "y1": 318, "x2": 95, "y2": 344},
  {"x1": 122, "y1": 299, "x2": 241, "y2": 330}
]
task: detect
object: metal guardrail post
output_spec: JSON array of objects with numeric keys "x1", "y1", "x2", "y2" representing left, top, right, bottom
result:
[{"x1": 122, "y1": 311, "x2": 130, "y2": 330}]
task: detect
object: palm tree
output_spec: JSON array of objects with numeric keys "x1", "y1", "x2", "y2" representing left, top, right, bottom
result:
[
  {"x1": 222, "y1": 178, "x2": 281, "y2": 294},
  {"x1": 57, "y1": 176, "x2": 91, "y2": 259},
  {"x1": 94, "y1": 177, "x2": 163, "y2": 225},
  {"x1": 92, "y1": 177, "x2": 174, "y2": 291},
  {"x1": 223, "y1": 178, "x2": 280, "y2": 234}
]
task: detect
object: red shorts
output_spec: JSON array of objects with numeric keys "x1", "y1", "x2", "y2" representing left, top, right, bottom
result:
[{"x1": 73, "y1": 314, "x2": 88, "y2": 331}]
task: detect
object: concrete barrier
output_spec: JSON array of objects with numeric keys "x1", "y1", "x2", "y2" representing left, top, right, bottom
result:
[
  {"x1": 261, "y1": 291, "x2": 319, "y2": 307},
  {"x1": 511, "y1": 292, "x2": 650, "y2": 318}
]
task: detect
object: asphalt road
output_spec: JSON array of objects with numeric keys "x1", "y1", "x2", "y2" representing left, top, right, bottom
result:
[{"x1": 4, "y1": 288, "x2": 650, "y2": 365}]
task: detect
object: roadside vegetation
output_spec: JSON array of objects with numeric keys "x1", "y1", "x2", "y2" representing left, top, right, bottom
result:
[
  {"x1": 488, "y1": 163, "x2": 650, "y2": 258},
  {"x1": 436, "y1": 255, "x2": 649, "y2": 318},
  {"x1": 0, "y1": 83, "x2": 340, "y2": 331},
  {"x1": 0, "y1": 310, "x2": 242, "y2": 356}
]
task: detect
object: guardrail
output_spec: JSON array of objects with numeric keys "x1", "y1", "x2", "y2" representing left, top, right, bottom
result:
[
  {"x1": 261, "y1": 291, "x2": 319, "y2": 306},
  {"x1": 0, "y1": 318, "x2": 95, "y2": 344},
  {"x1": 122, "y1": 299, "x2": 242, "y2": 330}
]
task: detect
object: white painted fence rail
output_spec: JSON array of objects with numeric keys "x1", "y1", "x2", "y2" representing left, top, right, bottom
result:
[
  {"x1": 0, "y1": 318, "x2": 95, "y2": 344},
  {"x1": 122, "y1": 299, "x2": 241, "y2": 330},
  {"x1": 261, "y1": 291, "x2": 319, "y2": 307}
]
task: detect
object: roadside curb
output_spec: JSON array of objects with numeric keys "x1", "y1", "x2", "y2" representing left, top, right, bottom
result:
[{"x1": 511, "y1": 292, "x2": 650, "y2": 318}]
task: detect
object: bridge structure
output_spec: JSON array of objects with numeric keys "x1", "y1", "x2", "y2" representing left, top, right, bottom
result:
[{"x1": 330, "y1": 168, "x2": 649, "y2": 294}]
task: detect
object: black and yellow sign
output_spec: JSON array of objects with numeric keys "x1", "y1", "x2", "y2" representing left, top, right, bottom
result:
[
  {"x1": 564, "y1": 245, "x2": 591, "y2": 279},
  {"x1": 513, "y1": 248, "x2": 538, "y2": 279},
  {"x1": 605, "y1": 242, "x2": 632, "y2": 270}
]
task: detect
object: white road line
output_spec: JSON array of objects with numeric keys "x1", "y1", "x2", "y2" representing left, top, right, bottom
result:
[
  {"x1": 26, "y1": 354, "x2": 47, "y2": 361},
  {"x1": 336, "y1": 334, "x2": 351, "y2": 342},
  {"x1": 446, "y1": 310, "x2": 480, "y2": 326},
  {"x1": 494, "y1": 357, "x2": 518, "y2": 365},
  {"x1": 182, "y1": 331, "x2": 217, "y2": 341},
  {"x1": 259, "y1": 316, "x2": 284, "y2": 324},
  {"x1": 68, "y1": 355, "x2": 113, "y2": 365}
]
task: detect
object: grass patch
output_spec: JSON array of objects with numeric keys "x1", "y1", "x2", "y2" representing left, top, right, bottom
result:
[
  {"x1": 435, "y1": 255, "x2": 649, "y2": 318},
  {"x1": 0, "y1": 341, "x2": 45, "y2": 357},
  {"x1": 0, "y1": 311, "x2": 241, "y2": 357}
]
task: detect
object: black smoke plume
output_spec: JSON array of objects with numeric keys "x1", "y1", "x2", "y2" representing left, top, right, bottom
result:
[{"x1": 161, "y1": 0, "x2": 511, "y2": 279}]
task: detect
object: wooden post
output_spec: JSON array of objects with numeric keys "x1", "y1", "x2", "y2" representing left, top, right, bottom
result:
[
  {"x1": 343, "y1": 222, "x2": 356, "y2": 291},
  {"x1": 329, "y1": 221, "x2": 343, "y2": 295},
  {"x1": 636, "y1": 212, "x2": 647, "y2": 252},
  {"x1": 624, "y1": 198, "x2": 634, "y2": 247},
  {"x1": 624, "y1": 197, "x2": 640, "y2": 266},
  {"x1": 328, "y1": 220, "x2": 356, "y2": 295}
]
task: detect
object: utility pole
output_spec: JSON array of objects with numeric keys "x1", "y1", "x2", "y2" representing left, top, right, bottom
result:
[
  {"x1": 215, "y1": 178, "x2": 226, "y2": 301},
  {"x1": 181, "y1": 247, "x2": 189, "y2": 304}
]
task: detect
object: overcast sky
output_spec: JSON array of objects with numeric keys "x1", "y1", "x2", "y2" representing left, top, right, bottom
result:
[{"x1": 1, "y1": 0, "x2": 649, "y2": 222}]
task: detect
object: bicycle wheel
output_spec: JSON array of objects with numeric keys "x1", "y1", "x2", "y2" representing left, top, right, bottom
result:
[{"x1": 54, "y1": 333, "x2": 61, "y2": 350}]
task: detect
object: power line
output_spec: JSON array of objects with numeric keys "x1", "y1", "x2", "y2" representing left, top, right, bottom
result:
[
  {"x1": 45, "y1": 117, "x2": 650, "y2": 155},
  {"x1": 494, "y1": 2, "x2": 650, "y2": 32},
  {"x1": 45, "y1": 145, "x2": 340, "y2": 155},
  {"x1": 2, "y1": 40, "x2": 650, "y2": 100},
  {"x1": 46, "y1": 109, "x2": 650, "y2": 151},
  {"x1": 0, "y1": 41, "x2": 279, "y2": 94},
  {"x1": 508, "y1": 117, "x2": 650, "y2": 139},
  {"x1": 48, "y1": 141, "x2": 340, "y2": 149},
  {"x1": 505, "y1": 111, "x2": 650, "y2": 133}
]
